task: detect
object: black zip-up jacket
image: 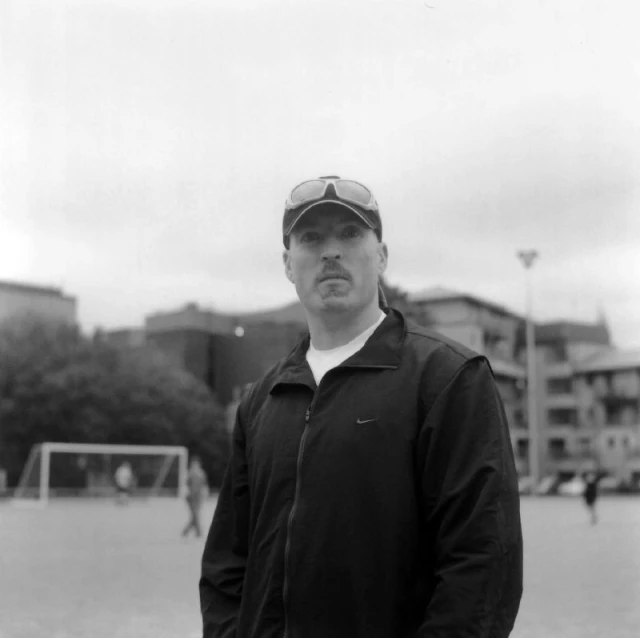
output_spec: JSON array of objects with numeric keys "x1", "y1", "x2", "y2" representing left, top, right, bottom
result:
[{"x1": 200, "y1": 309, "x2": 523, "y2": 637}]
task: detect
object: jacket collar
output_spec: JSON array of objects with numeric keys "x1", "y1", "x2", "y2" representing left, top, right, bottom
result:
[{"x1": 270, "y1": 308, "x2": 406, "y2": 393}]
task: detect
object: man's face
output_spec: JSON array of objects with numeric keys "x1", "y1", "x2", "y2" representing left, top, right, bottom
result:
[{"x1": 283, "y1": 206, "x2": 388, "y2": 315}]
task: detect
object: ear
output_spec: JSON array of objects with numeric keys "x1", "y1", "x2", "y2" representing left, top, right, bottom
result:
[
  {"x1": 377, "y1": 242, "x2": 388, "y2": 276},
  {"x1": 283, "y1": 250, "x2": 295, "y2": 284}
]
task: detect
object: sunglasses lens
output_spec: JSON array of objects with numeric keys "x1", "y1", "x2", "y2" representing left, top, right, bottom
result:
[
  {"x1": 289, "y1": 180, "x2": 327, "y2": 205},
  {"x1": 335, "y1": 180, "x2": 372, "y2": 207}
]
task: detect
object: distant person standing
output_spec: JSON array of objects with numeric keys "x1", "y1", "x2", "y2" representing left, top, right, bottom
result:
[
  {"x1": 114, "y1": 461, "x2": 134, "y2": 505},
  {"x1": 182, "y1": 457, "x2": 208, "y2": 538},
  {"x1": 583, "y1": 471, "x2": 600, "y2": 525}
]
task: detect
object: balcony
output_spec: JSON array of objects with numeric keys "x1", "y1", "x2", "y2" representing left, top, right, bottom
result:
[
  {"x1": 545, "y1": 393, "x2": 577, "y2": 409},
  {"x1": 599, "y1": 392, "x2": 639, "y2": 407},
  {"x1": 625, "y1": 448, "x2": 640, "y2": 462},
  {"x1": 545, "y1": 427, "x2": 578, "y2": 440},
  {"x1": 547, "y1": 407, "x2": 578, "y2": 429},
  {"x1": 547, "y1": 448, "x2": 570, "y2": 462},
  {"x1": 544, "y1": 361, "x2": 572, "y2": 378}
]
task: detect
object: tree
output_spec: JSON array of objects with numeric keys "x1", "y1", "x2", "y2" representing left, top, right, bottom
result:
[{"x1": 0, "y1": 314, "x2": 230, "y2": 488}]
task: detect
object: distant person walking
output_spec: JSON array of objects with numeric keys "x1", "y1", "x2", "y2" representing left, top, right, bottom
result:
[
  {"x1": 583, "y1": 471, "x2": 600, "y2": 525},
  {"x1": 114, "y1": 461, "x2": 134, "y2": 505},
  {"x1": 182, "y1": 457, "x2": 208, "y2": 538}
]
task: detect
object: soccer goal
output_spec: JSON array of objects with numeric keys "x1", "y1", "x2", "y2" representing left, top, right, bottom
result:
[{"x1": 12, "y1": 442, "x2": 188, "y2": 506}]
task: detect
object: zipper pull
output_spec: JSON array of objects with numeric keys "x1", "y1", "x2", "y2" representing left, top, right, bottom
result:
[{"x1": 305, "y1": 408, "x2": 311, "y2": 423}]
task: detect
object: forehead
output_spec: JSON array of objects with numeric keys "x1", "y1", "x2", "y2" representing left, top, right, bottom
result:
[{"x1": 292, "y1": 205, "x2": 367, "y2": 232}]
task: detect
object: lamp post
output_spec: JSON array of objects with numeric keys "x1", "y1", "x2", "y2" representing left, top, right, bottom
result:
[{"x1": 517, "y1": 250, "x2": 539, "y2": 491}]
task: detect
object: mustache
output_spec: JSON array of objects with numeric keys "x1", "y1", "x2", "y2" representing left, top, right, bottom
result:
[{"x1": 317, "y1": 266, "x2": 351, "y2": 283}]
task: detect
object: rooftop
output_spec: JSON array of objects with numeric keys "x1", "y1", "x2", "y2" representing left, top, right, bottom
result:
[
  {"x1": 145, "y1": 300, "x2": 307, "y2": 333},
  {"x1": 488, "y1": 357, "x2": 526, "y2": 379},
  {"x1": 575, "y1": 348, "x2": 640, "y2": 373},
  {"x1": 408, "y1": 286, "x2": 523, "y2": 320},
  {"x1": 0, "y1": 279, "x2": 74, "y2": 299},
  {"x1": 535, "y1": 320, "x2": 611, "y2": 346},
  {"x1": 239, "y1": 301, "x2": 306, "y2": 325}
]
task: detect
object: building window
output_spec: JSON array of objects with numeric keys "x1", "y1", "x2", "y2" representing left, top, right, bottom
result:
[
  {"x1": 543, "y1": 342, "x2": 567, "y2": 363},
  {"x1": 605, "y1": 406, "x2": 625, "y2": 426},
  {"x1": 577, "y1": 437, "x2": 591, "y2": 456},
  {"x1": 516, "y1": 439, "x2": 528, "y2": 459},
  {"x1": 548, "y1": 438, "x2": 567, "y2": 459},
  {"x1": 513, "y1": 408, "x2": 525, "y2": 428},
  {"x1": 547, "y1": 378, "x2": 573, "y2": 395},
  {"x1": 548, "y1": 408, "x2": 577, "y2": 426},
  {"x1": 608, "y1": 437, "x2": 615, "y2": 449}
]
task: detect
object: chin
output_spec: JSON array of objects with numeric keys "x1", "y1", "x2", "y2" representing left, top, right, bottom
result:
[
  {"x1": 300, "y1": 290, "x2": 352, "y2": 314},
  {"x1": 319, "y1": 297, "x2": 353, "y2": 312}
]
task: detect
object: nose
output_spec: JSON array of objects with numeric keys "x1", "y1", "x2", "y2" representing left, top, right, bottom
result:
[{"x1": 320, "y1": 239, "x2": 342, "y2": 261}]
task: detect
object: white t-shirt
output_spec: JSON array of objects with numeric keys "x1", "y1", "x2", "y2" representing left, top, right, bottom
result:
[{"x1": 306, "y1": 311, "x2": 386, "y2": 385}]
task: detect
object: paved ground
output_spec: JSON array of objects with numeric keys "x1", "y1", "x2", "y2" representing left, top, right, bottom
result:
[{"x1": 0, "y1": 495, "x2": 638, "y2": 637}]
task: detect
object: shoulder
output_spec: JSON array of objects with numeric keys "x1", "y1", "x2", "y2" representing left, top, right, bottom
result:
[
  {"x1": 400, "y1": 316, "x2": 494, "y2": 408},
  {"x1": 402, "y1": 316, "x2": 484, "y2": 371}
]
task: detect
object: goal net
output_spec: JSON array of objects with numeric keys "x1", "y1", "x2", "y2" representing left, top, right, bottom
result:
[{"x1": 12, "y1": 442, "x2": 188, "y2": 506}]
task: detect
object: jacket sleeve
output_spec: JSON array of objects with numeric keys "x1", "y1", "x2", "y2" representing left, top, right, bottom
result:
[
  {"x1": 415, "y1": 357, "x2": 523, "y2": 637},
  {"x1": 200, "y1": 406, "x2": 251, "y2": 637}
]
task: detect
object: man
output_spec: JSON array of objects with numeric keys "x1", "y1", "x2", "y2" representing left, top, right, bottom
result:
[
  {"x1": 182, "y1": 456, "x2": 209, "y2": 538},
  {"x1": 200, "y1": 176, "x2": 523, "y2": 637},
  {"x1": 582, "y1": 470, "x2": 600, "y2": 525},
  {"x1": 114, "y1": 461, "x2": 134, "y2": 505}
]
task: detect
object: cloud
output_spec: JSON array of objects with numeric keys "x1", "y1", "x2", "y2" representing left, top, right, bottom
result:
[{"x1": 2, "y1": 0, "x2": 639, "y2": 348}]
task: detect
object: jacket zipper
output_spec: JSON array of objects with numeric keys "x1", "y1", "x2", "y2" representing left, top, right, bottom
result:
[
  {"x1": 282, "y1": 393, "x2": 318, "y2": 638},
  {"x1": 281, "y1": 364, "x2": 393, "y2": 636}
]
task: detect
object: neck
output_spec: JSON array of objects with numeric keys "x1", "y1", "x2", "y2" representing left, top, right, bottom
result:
[{"x1": 306, "y1": 301, "x2": 384, "y2": 350}]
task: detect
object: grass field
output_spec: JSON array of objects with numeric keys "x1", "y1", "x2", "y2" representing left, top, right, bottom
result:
[{"x1": 1, "y1": 495, "x2": 639, "y2": 638}]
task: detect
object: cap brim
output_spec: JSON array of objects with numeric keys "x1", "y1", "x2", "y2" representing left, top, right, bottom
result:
[{"x1": 283, "y1": 200, "x2": 376, "y2": 237}]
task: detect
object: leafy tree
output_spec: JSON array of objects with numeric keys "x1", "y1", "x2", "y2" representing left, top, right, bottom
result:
[{"x1": 0, "y1": 314, "x2": 229, "y2": 488}]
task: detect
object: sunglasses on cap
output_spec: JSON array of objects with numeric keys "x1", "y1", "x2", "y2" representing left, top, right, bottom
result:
[
  {"x1": 285, "y1": 176, "x2": 379, "y2": 213},
  {"x1": 283, "y1": 176, "x2": 382, "y2": 245}
]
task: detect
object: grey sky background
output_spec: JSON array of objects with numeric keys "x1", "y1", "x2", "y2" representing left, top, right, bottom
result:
[{"x1": 2, "y1": 0, "x2": 639, "y2": 347}]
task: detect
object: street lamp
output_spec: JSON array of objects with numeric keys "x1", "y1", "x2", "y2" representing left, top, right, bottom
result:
[{"x1": 517, "y1": 250, "x2": 539, "y2": 492}]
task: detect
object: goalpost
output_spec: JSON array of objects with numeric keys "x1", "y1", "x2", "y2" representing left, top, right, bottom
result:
[{"x1": 13, "y1": 442, "x2": 188, "y2": 506}]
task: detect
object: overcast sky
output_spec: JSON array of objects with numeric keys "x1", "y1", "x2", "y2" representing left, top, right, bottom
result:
[{"x1": 2, "y1": 0, "x2": 639, "y2": 347}]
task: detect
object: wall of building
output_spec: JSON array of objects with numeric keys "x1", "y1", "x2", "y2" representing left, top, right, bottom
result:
[
  {"x1": 571, "y1": 366, "x2": 640, "y2": 479},
  {"x1": 146, "y1": 319, "x2": 306, "y2": 406},
  {"x1": 0, "y1": 282, "x2": 77, "y2": 325},
  {"x1": 103, "y1": 328, "x2": 146, "y2": 348},
  {"x1": 146, "y1": 304, "x2": 236, "y2": 335},
  {"x1": 567, "y1": 341, "x2": 610, "y2": 363},
  {"x1": 416, "y1": 299, "x2": 476, "y2": 324},
  {"x1": 430, "y1": 324, "x2": 484, "y2": 352},
  {"x1": 414, "y1": 297, "x2": 522, "y2": 360}
]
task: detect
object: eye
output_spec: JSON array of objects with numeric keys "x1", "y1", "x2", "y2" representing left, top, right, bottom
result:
[
  {"x1": 299, "y1": 231, "x2": 320, "y2": 243},
  {"x1": 341, "y1": 225, "x2": 362, "y2": 239}
]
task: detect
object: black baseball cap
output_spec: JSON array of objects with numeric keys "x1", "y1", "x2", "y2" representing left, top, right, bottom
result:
[{"x1": 283, "y1": 176, "x2": 382, "y2": 246}]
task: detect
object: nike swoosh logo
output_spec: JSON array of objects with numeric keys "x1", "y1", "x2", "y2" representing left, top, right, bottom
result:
[{"x1": 356, "y1": 418, "x2": 378, "y2": 425}]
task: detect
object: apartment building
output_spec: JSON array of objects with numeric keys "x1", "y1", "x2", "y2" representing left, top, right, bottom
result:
[
  {"x1": 0, "y1": 279, "x2": 77, "y2": 326},
  {"x1": 573, "y1": 349, "x2": 640, "y2": 484},
  {"x1": 534, "y1": 321, "x2": 611, "y2": 478}
]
